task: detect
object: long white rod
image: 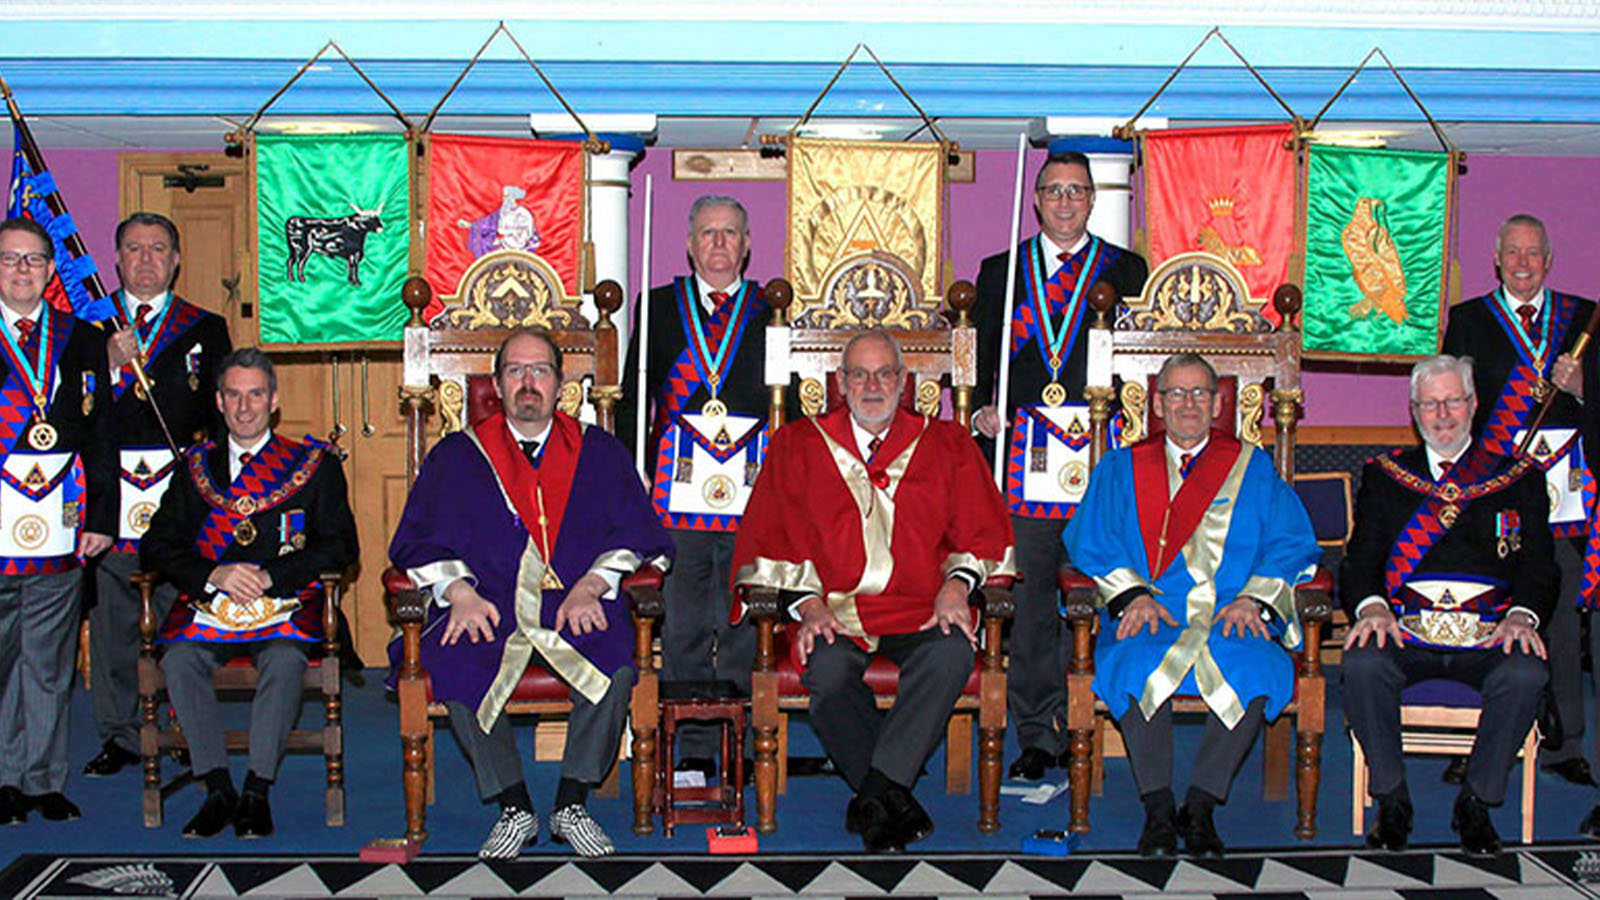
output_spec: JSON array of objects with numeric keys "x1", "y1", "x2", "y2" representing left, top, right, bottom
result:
[
  {"x1": 634, "y1": 174, "x2": 654, "y2": 482},
  {"x1": 992, "y1": 132, "x2": 1028, "y2": 488}
]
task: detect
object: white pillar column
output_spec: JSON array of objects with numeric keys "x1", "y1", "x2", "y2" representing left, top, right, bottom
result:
[
  {"x1": 1084, "y1": 151, "x2": 1134, "y2": 250},
  {"x1": 585, "y1": 136, "x2": 644, "y2": 350}
]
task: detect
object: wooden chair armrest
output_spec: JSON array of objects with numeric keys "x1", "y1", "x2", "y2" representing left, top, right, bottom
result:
[
  {"x1": 623, "y1": 566, "x2": 665, "y2": 620},
  {"x1": 384, "y1": 566, "x2": 429, "y2": 624},
  {"x1": 976, "y1": 576, "x2": 1015, "y2": 622},
  {"x1": 1057, "y1": 566, "x2": 1098, "y2": 623},
  {"x1": 742, "y1": 585, "x2": 784, "y2": 623},
  {"x1": 1294, "y1": 567, "x2": 1335, "y2": 624}
]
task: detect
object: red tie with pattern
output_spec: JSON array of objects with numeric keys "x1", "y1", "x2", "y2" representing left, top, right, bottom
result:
[
  {"x1": 867, "y1": 436, "x2": 882, "y2": 462},
  {"x1": 135, "y1": 303, "x2": 153, "y2": 337},
  {"x1": 1517, "y1": 304, "x2": 1538, "y2": 338},
  {"x1": 15, "y1": 318, "x2": 37, "y2": 366},
  {"x1": 1179, "y1": 452, "x2": 1194, "y2": 480},
  {"x1": 1437, "y1": 459, "x2": 1451, "y2": 482},
  {"x1": 708, "y1": 291, "x2": 730, "y2": 305}
]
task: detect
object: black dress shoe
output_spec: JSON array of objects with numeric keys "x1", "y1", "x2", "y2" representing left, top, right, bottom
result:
[
  {"x1": 0, "y1": 785, "x2": 26, "y2": 825},
  {"x1": 27, "y1": 792, "x2": 81, "y2": 821},
  {"x1": 1365, "y1": 793, "x2": 1412, "y2": 852},
  {"x1": 1137, "y1": 808, "x2": 1178, "y2": 857},
  {"x1": 234, "y1": 790, "x2": 274, "y2": 838},
  {"x1": 1007, "y1": 747, "x2": 1056, "y2": 782},
  {"x1": 881, "y1": 783, "x2": 935, "y2": 847},
  {"x1": 1442, "y1": 756, "x2": 1468, "y2": 785},
  {"x1": 182, "y1": 789, "x2": 236, "y2": 838},
  {"x1": 1543, "y1": 758, "x2": 1599, "y2": 787},
  {"x1": 1177, "y1": 802, "x2": 1225, "y2": 858},
  {"x1": 1580, "y1": 803, "x2": 1600, "y2": 839},
  {"x1": 855, "y1": 795, "x2": 904, "y2": 853},
  {"x1": 1451, "y1": 790, "x2": 1502, "y2": 857},
  {"x1": 83, "y1": 741, "x2": 140, "y2": 777}
]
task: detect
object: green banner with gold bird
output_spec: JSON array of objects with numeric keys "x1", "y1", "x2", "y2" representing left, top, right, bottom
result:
[{"x1": 1302, "y1": 144, "x2": 1455, "y2": 361}]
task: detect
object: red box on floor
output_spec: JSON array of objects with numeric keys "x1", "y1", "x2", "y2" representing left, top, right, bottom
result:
[{"x1": 707, "y1": 825, "x2": 758, "y2": 854}]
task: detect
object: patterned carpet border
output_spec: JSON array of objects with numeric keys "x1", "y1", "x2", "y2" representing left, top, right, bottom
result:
[{"x1": 8, "y1": 844, "x2": 1600, "y2": 898}]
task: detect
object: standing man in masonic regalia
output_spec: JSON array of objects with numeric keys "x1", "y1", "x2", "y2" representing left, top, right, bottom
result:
[
  {"x1": 0, "y1": 216, "x2": 114, "y2": 826},
  {"x1": 1441, "y1": 214, "x2": 1600, "y2": 794},
  {"x1": 82, "y1": 212, "x2": 232, "y2": 781},
  {"x1": 1342, "y1": 354, "x2": 1554, "y2": 857},
  {"x1": 972, "y1": 150, "x2": 1149, "y2": 783},
  {"x1": 617, "y1": 194, "x2": 777, "y2": 779},
  {"x1": 141, "y1": 347, "x2": 357, "y2": 838},
  {"x1": 390, "y1": 329, "x2": 672, "y2": 858}
]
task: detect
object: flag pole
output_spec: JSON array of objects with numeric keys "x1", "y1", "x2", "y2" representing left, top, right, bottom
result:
[
  {"x1": 992, "y1": 132, "x2": 1028, "y2": 487},
  {"x1": 634, "y1": 174, "x2": 654, "y2": 483}
]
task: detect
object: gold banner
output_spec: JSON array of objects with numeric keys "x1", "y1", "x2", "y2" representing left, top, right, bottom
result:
[{"x1": 785, "y1": 138, "x2": 945, "y2": 328}]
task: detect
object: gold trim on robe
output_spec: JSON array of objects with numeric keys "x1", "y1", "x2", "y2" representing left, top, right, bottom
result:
[
  {"x1": 462, "y1": 429, "x2": 612, "y2": 732},
  {"x1": 734, "y1": 557, "x2": 823, "y2": 597},
  {"x1": 941, "y1": 548, "x2": 1019, "y2": 584},
  {"x1": 406, "y1": 559, "x2": 476, "y2": 594},
  {"x1": 1137, "y1": 443, "x2": 1256, "y2": 729},
  {"x1": 1094, "y1": 566, "x2": 1154, "y2": 606}
]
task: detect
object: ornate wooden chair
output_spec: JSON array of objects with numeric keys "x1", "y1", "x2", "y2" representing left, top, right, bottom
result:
[
  {"x1": 1056, "y1": 252, "x2": 1333, "y2": 840},
  {"x1": 384, "y1": 272, "x2": 668, "y2": 847},
  {"x1": 134, "y1": 570, "x2": 347, "y2": 827},
  {"x1": 740, "y1": 278, "x2": 1015, "y2": 835}
]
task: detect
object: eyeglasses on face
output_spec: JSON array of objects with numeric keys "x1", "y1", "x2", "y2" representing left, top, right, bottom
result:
[
  {"x1": 1159, "y1": 386, "x2": 1215, "y2": 405},
  {"x1": 501, "y1": 362, "x2": 558, "y2": 382},
  {"x1": 842, "y1": 366, "x2": 904, "y2": 387},
  {"x1": 1036, "y1": 183, "x2": 1093, "y2": 202},
  {"x1": 0, "y1": 252, "x2": 49, "y2": 270},
  {"x1": 1411, "y1": 395, "x2": 1471, "y2": 414}
]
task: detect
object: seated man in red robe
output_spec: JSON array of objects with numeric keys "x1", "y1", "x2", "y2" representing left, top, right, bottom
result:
[{"x1": 732, "y1": 329, "x2": 1015, "y2": 852}]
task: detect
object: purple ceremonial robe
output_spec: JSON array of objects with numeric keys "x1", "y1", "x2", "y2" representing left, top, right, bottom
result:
[{"x1": 386, "y1": 413, "x2": 673, "y2": 715}]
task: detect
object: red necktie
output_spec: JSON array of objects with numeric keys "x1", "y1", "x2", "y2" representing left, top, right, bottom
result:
[
  {"x1": 1057, "y1": 251, "x2": 1071, "y2": 265},
  {"x1": 1516, "y1": 304, "x2": 1538, "y2": 338},
  {"x1": 135, "y1": 303, "x2": 153, "y2": 336},
  {"x1": 15, "y1": 318, "x2": 37, "y2": 366},
  {"x1": 1437, "y1": 459, "x2": 1451, "y2": 481},
  {"x1": 867, "y1": 436, "x2": 882, "y2": 461},
  {"x1": 1179, "y1": 452, "x2": 1194, "y2": 479},
  {"x1": 708, "y1": 291, "x2": 730, "y2": 305}
]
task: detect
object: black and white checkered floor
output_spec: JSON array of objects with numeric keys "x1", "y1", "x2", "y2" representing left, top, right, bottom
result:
[{"x1": 7, "y1": 845, "x2": 1600, "y2": 899}]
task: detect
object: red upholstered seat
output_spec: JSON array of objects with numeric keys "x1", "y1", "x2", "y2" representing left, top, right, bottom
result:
[
  {"x1": 421, "y1": 666, "x2": 571, "y2": 704},
  {"x1": 467, "y1": 374, "x2": 500, "y2": 425}
]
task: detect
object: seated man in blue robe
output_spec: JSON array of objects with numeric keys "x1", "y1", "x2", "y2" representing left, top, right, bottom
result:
[
  {"x1": 388, "y1": 328, "x2": 673, "y2": 859},
  {"x1": 1064, "y1": 353, "x2": 1319, "y2": 858}
]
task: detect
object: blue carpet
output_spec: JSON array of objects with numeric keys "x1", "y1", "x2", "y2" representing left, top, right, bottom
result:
[{"x1": 3, "y1": 663, "x2": 1598, "y2": 867}]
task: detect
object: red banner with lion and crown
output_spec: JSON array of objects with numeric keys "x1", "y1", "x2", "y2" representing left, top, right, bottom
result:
[{"x1": 1139, "y1": 124, "x2": 1299, "y2": 324}]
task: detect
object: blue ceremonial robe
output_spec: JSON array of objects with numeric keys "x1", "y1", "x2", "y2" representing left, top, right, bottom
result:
[
  {"x1": 386, "y1": 411, "x2": 673, "y2": 728},
  {"x1": 1062, "y1": 432, "x2": 1319, "y2": 726}
]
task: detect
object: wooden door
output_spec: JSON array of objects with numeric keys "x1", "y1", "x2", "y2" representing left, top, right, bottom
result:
[{"x1": 119, "y1": 152, "x2": 406, "y2": 662}]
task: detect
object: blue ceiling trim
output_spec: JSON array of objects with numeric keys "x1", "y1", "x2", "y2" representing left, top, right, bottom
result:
[{"x1": 2, "y1": 58, "x2": 1598, "y2": 124}]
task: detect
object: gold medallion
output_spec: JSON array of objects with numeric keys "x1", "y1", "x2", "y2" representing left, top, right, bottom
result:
[
  {"x1": 81, "y1": 394, "x2": 92, "y2": 416},
  {"x1": 134, "y1": 381, "x2": 148, "y2": 401},
  {"x1": 128, "y1": 501, "x2": 157, "y2": 535},
  {"x1": 234, "y1": 518, "x2": 257, "y2": 546},
  {"x1": 188, "y1": 374, "x2": 199, "y2": 392},
  {"x1": 702, "y1": 398, "x2": 728, "y2": 419},
  {"x1": 1439, "y1": 503, "x2": 1460, "y2": 528},
  {"x1": 1041, "y1": 382, "x2": 1068, "y2": 407},
  {"x1": 234, "y1": 496, "x2": 257, "y2": 516},
  {"x1": 703, "y1": 473, "x2": 737, "y2": 510},
  {"x1": 1439, "y1": 483, "x2": 1462, "y2": 503},
  {"x1": 13, "y1": 514, "x2": 47, "y2": 551},
  {"x1": 27, "y1": 422, "x2": 57, "y2": 451}
]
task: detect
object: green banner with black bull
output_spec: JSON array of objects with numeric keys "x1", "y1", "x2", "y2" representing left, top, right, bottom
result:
[
  {"x1": 254, "y1": 133, "x2": 410, "y2": 346},
  {"x1": 1302, "y1": 144, "x2": 1454, "y2": 361}
]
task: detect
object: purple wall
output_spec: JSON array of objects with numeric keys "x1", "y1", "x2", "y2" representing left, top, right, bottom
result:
[{"x1": 29, "y1": 143, "x2": 1600, "y2": 430}]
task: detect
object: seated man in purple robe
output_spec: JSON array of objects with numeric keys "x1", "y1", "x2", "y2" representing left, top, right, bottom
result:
[{"x1": 388, "y1": 328, "x2": 672, "y2": 858}]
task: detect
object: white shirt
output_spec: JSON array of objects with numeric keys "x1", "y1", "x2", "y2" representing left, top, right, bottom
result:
[
  {"x1": 1503, "y1": 284, "x2": 1547, "y2": 312},
  {"x1": 122, "y1": 289, "x2": 172, "y2": 323},
  {"x1": 227, "y1": 431, "x2": 272, "y2": 483},
  {"x1": 1040, "y1": 233, "x2": 1090, "y2": 277},
  {"x1": 506, "y1": 417, "x2": 552, "y2": 452},
  {"x1": 694, "y1": 274, "x2": 742, "y2": 316},
  {"x1": 1166, "y1": 434, "x2": 1210, "y2": 474},
  {"x1": 851, "y1": 415, "x2": 890, "y2": 462},
  {"x1": 0, "y1": 299, "x2": 43, "y2": 343}
]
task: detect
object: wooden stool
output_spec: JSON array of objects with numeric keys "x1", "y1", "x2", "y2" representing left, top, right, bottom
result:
[{"x1": 656, "y1": 680, "x2": 747, "y2": 837}]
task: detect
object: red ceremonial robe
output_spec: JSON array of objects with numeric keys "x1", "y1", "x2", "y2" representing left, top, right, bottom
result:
[{"x1": 731, "y1": 406, "x2": 1015, "y2": 651}]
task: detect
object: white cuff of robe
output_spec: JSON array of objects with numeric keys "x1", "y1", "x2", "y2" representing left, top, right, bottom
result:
[
  {"x1": 585, "y1": 567, "x2": 622, "y2": 601},
  {"x1": 788, "y1": 594, "x2": 819, "y2": 622},
  {"x1": 432, "y1": 576, "x2": 480, "y2": 607}
]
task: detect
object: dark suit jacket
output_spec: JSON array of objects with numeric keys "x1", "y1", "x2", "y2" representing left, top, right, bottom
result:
[
  {"x1": 974, "y1": 236, "x2": 1147, "y2": 415},
  {"x1": 0, "y1": 310, "x2": 116, "y2": 536},
  {"x1": 97, "y1": 295, "x2": 233, "y2": 449},
  {"x1": 1339, "y1": 445, "x2": 1557, "y2": 627},
  {"x1": 139, "y1": 435, "x2": 358, "y2": 599},
  {"x1": 618, "y1": 278, "x2": 793, "y2": 477}
]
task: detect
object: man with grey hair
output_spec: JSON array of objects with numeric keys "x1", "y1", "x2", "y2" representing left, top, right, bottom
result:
[
  {"x1": 732, "y1": 329, "x2": 1015, "y2": 852},
  {"x1": 1442, "y1": 214, "x2": 1599, "y2": 793},
  {"x1": 1342, "y1": 353, "x2": 1554, "y2": 856},
  {"x1": 1065, "y1": 352, "x2": 1318, "y2": 858},
  {"x1": 617, "y1": 194, "x2": 775, "y2": 779}
]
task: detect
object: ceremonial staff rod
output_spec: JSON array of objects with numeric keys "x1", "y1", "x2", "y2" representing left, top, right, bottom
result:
[
  {"x1": 633, "y1": 174, "x2": 654, "y2": 483},
  {"x1": 991, "y1": 132, "x2": 1029, "y2": 487},
  {"x1": 1516, "y1": 302, "x2": 1600, "y2": 458},
  {"x1": 3, "y1": 76, "x2": 182, "y2": 461}
]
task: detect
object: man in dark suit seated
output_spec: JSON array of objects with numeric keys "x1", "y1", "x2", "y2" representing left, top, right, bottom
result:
[
  {"x1": 140, "y1": 347, "x2": 358, "y2": 838},
  {"x1": 1342, "y1": 353, "x2": 1555, "y2": 857}
]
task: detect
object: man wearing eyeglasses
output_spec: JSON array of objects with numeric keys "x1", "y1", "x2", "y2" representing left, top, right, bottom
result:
[
  {"x1": 390, "y1": 328, "x2": 673, "y2": 858},
  {"x1": 0, "y1": 217, "x2": 114, "y2": 826},
  {"x1": 1342, "y1": 354, "x2": 1554, "y2": 857},
  {"x1": 972, "y1": 151, "x2": 1149, "y2": 783},
  {"x1": 1442, "y1": 214, "x2": 1600, "y2": 795},
  {"x1": 732, "y1": 330, "x2": 1015, "y2": 852},
  {"x1": 82, "y1": 212, "x2": 233, "y2": 782},
  {"x1": 1064, "y1": 353, "x2": 1319, "y2": 857}
]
